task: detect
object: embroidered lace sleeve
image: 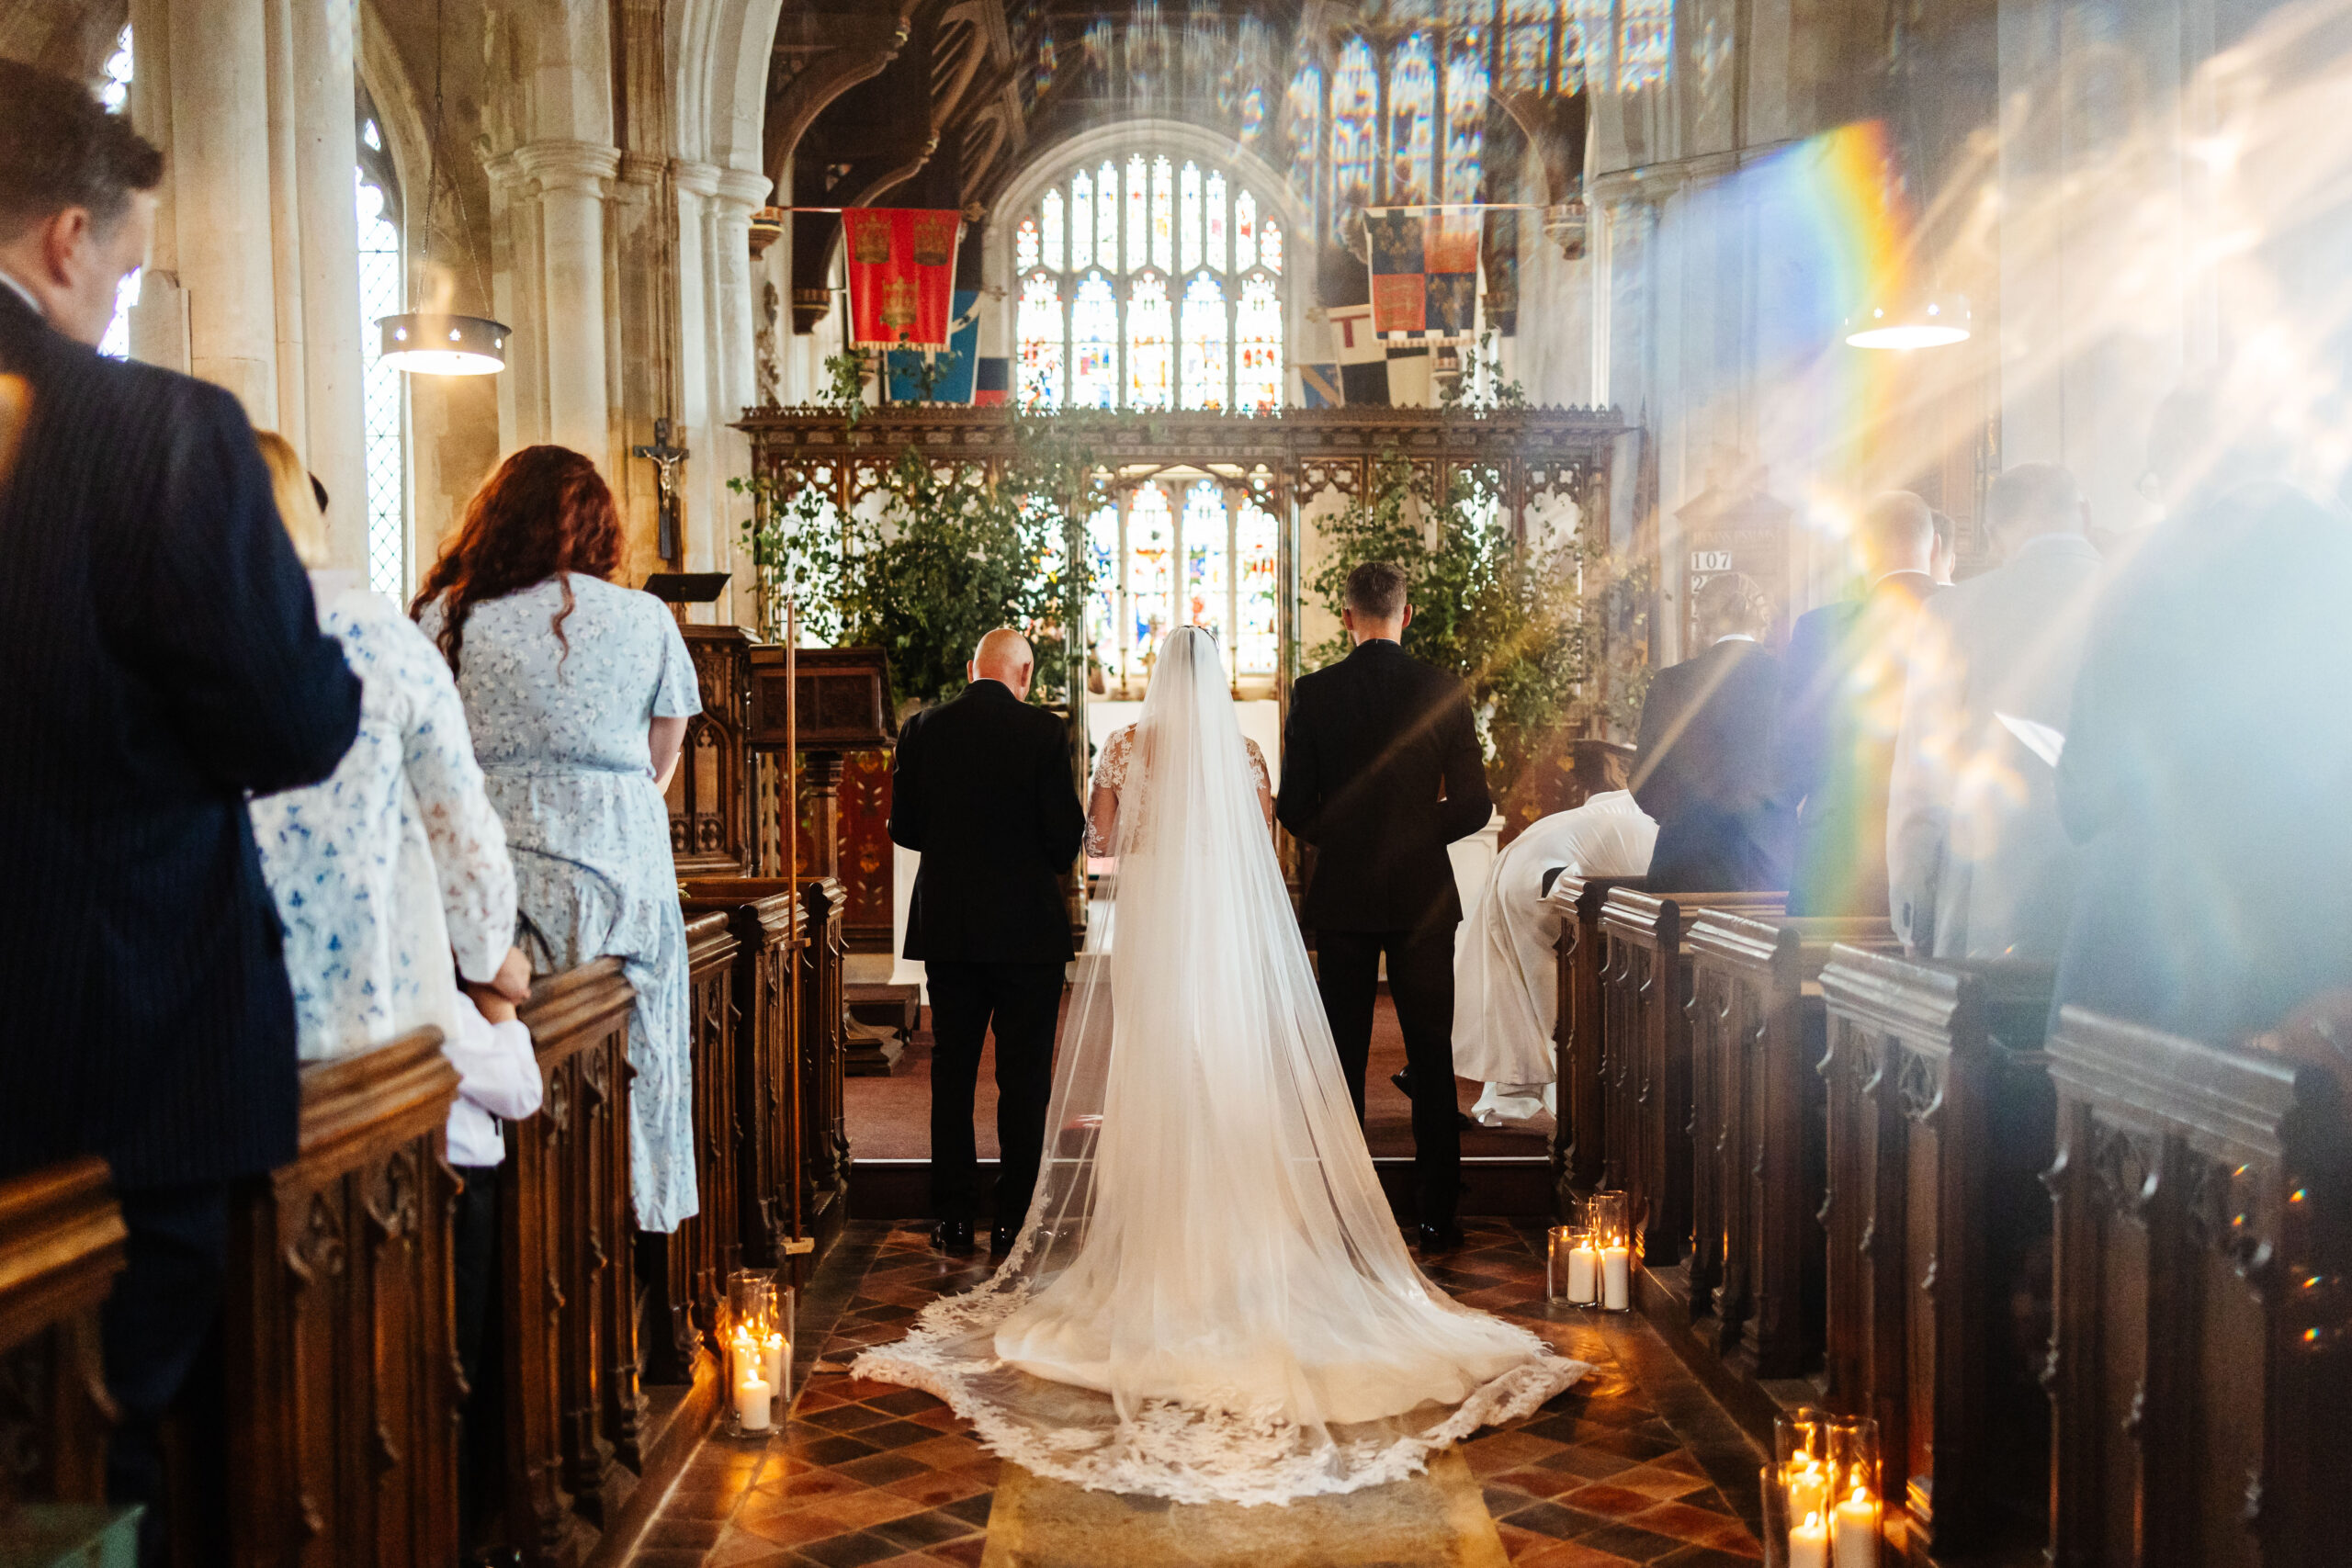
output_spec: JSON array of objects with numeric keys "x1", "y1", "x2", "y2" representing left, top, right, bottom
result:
[
  {"x1": 1242, "y1": 738, "x2": 1270, "y2": 796},
  {"x1": 1086, "y1": 727, "x2": 1135, "y2": 857}
]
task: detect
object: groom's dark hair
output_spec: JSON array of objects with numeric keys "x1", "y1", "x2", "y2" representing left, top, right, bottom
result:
[{"x1": 1344, "y1": 559, "x2": 1408, "y2": 621}]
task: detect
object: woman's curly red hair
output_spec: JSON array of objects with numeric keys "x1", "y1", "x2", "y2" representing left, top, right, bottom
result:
[{"x1": 411, "y1": 446, "x2": 624, "y2": 674}]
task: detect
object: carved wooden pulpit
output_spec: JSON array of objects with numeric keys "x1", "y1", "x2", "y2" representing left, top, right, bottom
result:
[{"x1": 747, "y1": 645, "x2": 895, "y2": 882}]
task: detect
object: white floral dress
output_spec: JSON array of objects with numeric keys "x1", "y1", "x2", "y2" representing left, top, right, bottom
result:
[
  {"x1": 251, "y1": 584, "x2": 517, "y2": 1062},
  {"x1": 418, "y1": 575, "x2": 704, "y2": 1233}
]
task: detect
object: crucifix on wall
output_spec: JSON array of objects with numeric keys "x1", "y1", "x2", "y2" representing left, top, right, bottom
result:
[{"x1": 634, "y1": 417, "x2": 689, "y2": 560}]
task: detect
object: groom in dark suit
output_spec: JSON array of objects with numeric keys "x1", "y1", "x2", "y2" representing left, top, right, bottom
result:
[
  {"x1": 1278, "y1": 561, "x2": 1492, "y2": 1252},
  {"x1": 890, "y1": 629, "x2": 1088, "y2": 1255}
]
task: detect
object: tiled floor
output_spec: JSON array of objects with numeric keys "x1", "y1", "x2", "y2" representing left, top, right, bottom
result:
[{"x1": 628, "y1": 1223, "x2": 1766, "y2": 1567}]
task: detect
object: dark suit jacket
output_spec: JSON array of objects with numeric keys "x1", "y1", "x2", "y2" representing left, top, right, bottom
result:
[
  {"x1": 1275, "y1": 638, "x2": 1493, "y2": 933},
  {"x1": 889, "y1": 679, "x2": 1087, "y2": 964},
  {"x1": 1775, "y1": 571, "x2": 1939, "y2": 917},
  {"x1": 2054, "y1": 482, "x2": 2352, "y2": 1043},
  {"x1": 1630, "y1": 638, "x2": 1789, "y2": 892},
  {"x1": 0, "y1": 288, "x2": 362, "y2": 1189}
]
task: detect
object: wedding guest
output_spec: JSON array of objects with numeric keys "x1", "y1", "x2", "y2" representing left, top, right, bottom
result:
[
  {"x1": 0, "y1": 61, "x2": 361, "y2": 1564},
  {"x1": 244, "y1": 433, "x2": 537, "y2": 1538},
  {"x1": 414, "y1": 446, "x2": 704, "y2": 1233},
  {"x1": 1776, "y1": 491, "x2": 1941, "y2": 916},
  {"x1": 1887, "y1": 464, "x2": 2102, "y2": 961},
  {"x1": 890, "y1": 629, "x2": 1088, "y2": 1256},
  {"x1": 1630, "y1": 571, "x2": 1790, "y2": 892}
]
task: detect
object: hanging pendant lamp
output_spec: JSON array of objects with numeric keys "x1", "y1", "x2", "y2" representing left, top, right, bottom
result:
[
  {"x1": 373, "y1": 0, "x2": 507, "y2": 376},
  {"x1": 1844, "y1": 289, "x2": 1971, "y2": 350}
]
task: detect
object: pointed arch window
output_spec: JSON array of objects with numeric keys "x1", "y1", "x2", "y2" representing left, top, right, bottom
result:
[
  {"x1": 1007, "y1": 146, "x2": 1288, "y2": 412},
  {"x1": 1182, "y1": 480, "x2": 1228, "y2": 637},
  {"x1": 1329, "y1": 39, "x2": 1377, "y2": 247},
  {"x1": 1442, "y1": 41, "x2": 1490, "y2": 205},
  {"x1": 356, "y1": 88, "x2": 409, "y2": 596},
  {"x1": 1386, "y1": 34, "x2": 1437, "y2": 206}
]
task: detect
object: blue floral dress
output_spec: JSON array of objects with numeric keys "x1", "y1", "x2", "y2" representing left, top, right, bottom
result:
[
  {"x1": 252, "y1": 582, "x2": 517, "y2": 1061},
  {"x1": 418, "y1": 574, "x2": 704, "y2": 1232}
]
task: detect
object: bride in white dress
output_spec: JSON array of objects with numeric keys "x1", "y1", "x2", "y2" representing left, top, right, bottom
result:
[{"x1": 853, "y1": 626, "x2": 1586, "y2": 1505}]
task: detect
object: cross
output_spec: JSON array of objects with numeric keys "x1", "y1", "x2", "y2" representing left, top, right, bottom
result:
[{"x1": 633, "y1": 417, "x2": 690, "y2": 560}]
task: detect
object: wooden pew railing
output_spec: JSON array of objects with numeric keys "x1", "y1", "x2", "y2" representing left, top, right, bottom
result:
[
  {"x1": 1596, "y1": 889, "x2": 1781, "y2": 1269},
  {"x1": 1550, "y1": 874, "x2": 1645, "y2": 1210},
  {"x1": 1685, "y1": 913, "x2": 1899, "y2": 1380},
  {"x1": 2044, "y1": 1002, "x2": 2352, "y2": 1568},
  {"x1": 224, "y1": 1030, "x2": 464, "y2": 1568},
  {"x1": 1819, "y1": 951, "x2": 2055, "y2": 1562},
  {"x1": 642, "y1": 914, "x2": 744, "y2": 1386},
  {"x1": 0, "y1": 1158, "x2": 128, "y2": 1540},
  {"x1": 799, "y1": 879, "x2": 851, "y2": 1240}
]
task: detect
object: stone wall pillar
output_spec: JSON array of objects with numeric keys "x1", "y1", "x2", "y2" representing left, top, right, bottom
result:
[
  {"x1": 284, "y1": 0, "x2": 367, "y2": 570},
  {"x1": 491, "y1": 140, "x2": 619, "y2": 461}
]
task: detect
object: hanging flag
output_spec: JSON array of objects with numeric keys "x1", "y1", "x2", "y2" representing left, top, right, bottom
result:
[
  {"x1": 1364, "y1": 207, "x2": 1481, "y2": 343},
  {"x1": 885, "y1": 290, "x2": 982, "y2": 402},
  {"x1": 842, "y1": 208, "x2": 962, "y2": 349}
]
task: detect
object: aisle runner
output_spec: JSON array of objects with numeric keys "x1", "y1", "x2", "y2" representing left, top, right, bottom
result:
[{"x1": 978, "y1": 1450, "x2": 1510, "y2": 1568}]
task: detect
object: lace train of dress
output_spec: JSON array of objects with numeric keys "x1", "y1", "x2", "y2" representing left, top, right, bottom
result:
[{"x1": 853, "y1": 629, "x2": 1586, "y2": 1504}]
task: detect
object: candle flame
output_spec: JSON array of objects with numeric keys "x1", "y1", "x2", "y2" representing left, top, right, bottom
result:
[{"x1": 1805, "y1": 1510, "x2": 1824, "y2": 1529}]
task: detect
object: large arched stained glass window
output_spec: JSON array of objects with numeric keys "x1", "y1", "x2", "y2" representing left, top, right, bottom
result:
[
  {"x1": 1386, "y1": 34, "x2": 1437, "y2": 207},
  {"x1": 1011, "y1": 149, "x2": 1287, "y2": 412}
]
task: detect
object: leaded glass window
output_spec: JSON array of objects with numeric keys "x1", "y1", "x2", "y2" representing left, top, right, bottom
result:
[
  {"x1": 97, "y1": 27, "x2": 137, "y2": 360},
  {"x1": 1092, "y1": 477, "x2": 1282, "y2": 690},
  {"x1": 1009, "y1": 149, "x2": 1287, "y2": 411},
  {"x1": 356, "y1": 158, "x2": 406, "y2": 596},
  {"x1": 1386, "y1": 34, "x2": 1437, "y2": 206},
  {"x1": 1182, "y1": 480, "x2": 1228, "y2": 637},
  {"x1": 1126, "y1": 482, "x2": 1175, "y2": 658},
  {"x1": 1329, "y1": 39, "x2": 1378, "y2": 246},
  {"x1": 1235, "y1": 498, "x2": 1280, "y2": 675}
]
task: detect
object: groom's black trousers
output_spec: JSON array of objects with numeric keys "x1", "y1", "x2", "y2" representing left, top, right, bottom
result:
[
  {"x1": 1314, "y1": 927, "x2": 1463, "y2": 1224},
  {"x1": 925, "y1": 960, "x2": 1065, "y2": 1225}
]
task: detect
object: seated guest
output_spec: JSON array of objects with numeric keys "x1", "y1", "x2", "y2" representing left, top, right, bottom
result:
[
  {"x1": 414, "y1": 446, "x2": 705, "y2": 1233},
  {"x1": 1631, "y1": 572, "x2": 1790, "y2": 891},
  {"x1": 243, "y1": 433, "x2": 537, "y2": 1540},
  {"x1": 1887, "y1": 464, "x2": 2102, "y2": 960},
  {"x1": 1776, "y1": 491, "x2": 1942, "y2": 916},
  {"x1": 1453, "y1": 791, "x2": 1657, "y2": 1124},
  {"x1": 0, "y1": 62, "x2": 362, "y2": 1563}
]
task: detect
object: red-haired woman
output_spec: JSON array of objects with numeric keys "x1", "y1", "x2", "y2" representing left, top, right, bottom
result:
[{"x1": 414, "y1": 446, "x2": 702, "y2": 1233}]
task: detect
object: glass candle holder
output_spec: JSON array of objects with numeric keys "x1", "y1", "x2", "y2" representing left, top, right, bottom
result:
[
  {"x1": 1773, "y1": 1406, "x2": 1832, "y2": 1554},
  {"x1": 1758, "y1": 1465, "x2": 1792, "y2": 1568},
  {"x1": 726, "y1": 1270, "x2": 779, "y2": 1437},
  {"x1": 1586, "y1": 1190, "x2": 1633, "y2": 1311},
  {"x1": 1826, "y1": 1416, "x2": 1883, "y2": 1568},
  {"x1": 1546, "y1": 1225, "x2": 1589, "y2": 1303}
]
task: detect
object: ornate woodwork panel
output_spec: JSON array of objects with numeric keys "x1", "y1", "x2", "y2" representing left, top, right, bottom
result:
[
  {"x1": 1551, "y1": 875, "x2": 1645, "y2": 1209},
  {"x1": 645, "y1": 917, "x2": 744, "y2": 1386},
  {"x1": 223, "y1": 1032, "x2": 462, "y2": 1568},
  {"x1": 2044, "y1": 1003, "x2": 2352, "y2": 1568},
  {"x1": 0, "y1": 1158, "x2": 126, "y2": 1519},
  {"x1": 1819, "y1": 951, "x2": 2057, "y2": 1562},
  {"x1": 668, "y1": 627, "x2": 757, "y2": 879},
  {"x1": 798, "y1": 880, "x2": 853, "y2": 1260},
  {"x1": 794, "y1": 750, "x2": 895, "y2": 952},
  {"x1": 508, "y1": 959, "x2": 639, "y2": 1563}
]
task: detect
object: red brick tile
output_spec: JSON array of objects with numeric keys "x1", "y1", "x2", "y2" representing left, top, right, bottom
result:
[{"x1": 1624, "y1": 1500, "x2": 1761, "y2": 1555}]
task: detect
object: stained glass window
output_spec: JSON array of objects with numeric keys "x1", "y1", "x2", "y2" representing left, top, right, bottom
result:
[
  {"x1": 1125, "y1": 274, "x2": 1172, "y2": 410},
  {"x1": 1236, "y1": 276, "x2": 1282, "y2": 412},
  {"x1": 1017, "y1": 274, "x2": 1064, "y2": 408},
  {"x1": 96, "y1": 27, "x2": 137, "y2": 360},
  {"x1": 356, "y1": 166, "x2": 406, "y2": 595},
  {"x1": 1087, "y1": 503, "x2": 1122, "y2": 684},
  {"x1": 1619, "y1": 0, "x2": 1672, "y2": 90},
  {"x1": 1205, "y1": 171, "x2": 1227, "y2": 272},
  {"x1": 1284, "y1": 63, "x2": 1323, "y2": 224},
  {"x1": 1182, "y1": 480, "x2": 1228, "y2": 642},
  {"x1": 1236, "y1": 498, "x2": 1280, "y2": 674},
  {"x1": 1387, "y1": 34, "x2": 1437, "y2": 206},
  {"x1": 1071, "y1": 171, "x2": 1094, "y2": 269},
  {"x1": 99, "y1": 25, "x2": 132, "y2": 113},
  {"x1": 1040, "y1": 190, "x2": 1064, "y2": 271},
  {"x1": 1179, "y1": 275, "x2": 1227, "y2": 412},
  {"x1": 1443, "y1": 41, "x2": 1490, "y2": 205},
  {"x1": 1180, "y1": 162, "x2": 1203, "y2": 275},
  {"x1": 1127, "y1": 483, "x2": 1175, "y2": 660},
  {"x1": 1330, "y1": 38, "x2": 1377, "y2": 246},
  {"x1": 1071, "y1": 274, "x2": 1118, "y2": 409},
  {"x1": 1011, "y1": 151, "x2": 1284, "y2": 412}
]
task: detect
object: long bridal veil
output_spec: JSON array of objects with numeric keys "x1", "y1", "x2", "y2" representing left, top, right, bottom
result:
[{"x1": 853, "y1": 627, "x2": 1584, "y2": 1505}]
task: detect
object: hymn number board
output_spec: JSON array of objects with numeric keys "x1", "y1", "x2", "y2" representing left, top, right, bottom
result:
[{"x1": 1677, "y1": 485, "x2": 1792, "y2": 651}]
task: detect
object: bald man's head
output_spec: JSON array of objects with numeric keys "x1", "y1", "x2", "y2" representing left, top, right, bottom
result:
[
  {"x1": 1855, "y1": 491, "x2": 1934, "y2": 581},
  {"x1": 970, "y1": 628, "x2": 1035, "y2": 699}
]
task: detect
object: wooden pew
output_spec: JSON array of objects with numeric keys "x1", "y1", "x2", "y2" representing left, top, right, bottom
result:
[
  {"x1": 1597, "y1": 888, "x2": 1782, "y2": 1269},
  {"x1": 503, "y1": 959, "x2": 639, "y2": 1564},
  {"x1": 798, "y1": 880, "x2": 852, "y2": 1244},
  {"x1": 642, "y1": 913, "x2": 743, "y2": 1386},
  {"x1": 223, "y1": 1031, "x2": 463, "y2": 1568},
  {"x1": 1819, "y1": 951, "x2": 2055, "y2": 1562},
  {"x1": 2044, "y1": 1002, "x2": 2352, "y2": 1568},
  {"x1": 1685, "y1": 913, "x2": 1899, "y2": 1379},
  {"x1": 0, "y1": 1157, "x2": 128, "y2": 1540},
  {"x1": 1550, "y1": 874, "x2": 1645, "y2": 1210}
]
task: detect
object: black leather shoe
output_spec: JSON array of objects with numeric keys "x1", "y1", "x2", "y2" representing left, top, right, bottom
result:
[
  {"x1": 989, "y1": 1224, "x2": 1015, "y2": 1256},
  {"x1": 1391, "y1": 1068, "x2": 1414, "y2": 1097},
  {"x1": 932, "y1": 1219, "x2": 975, "y2": 1254},
  {"x1": 1416, "y1": 1221, "x2": 1464, "y2": 1255}
]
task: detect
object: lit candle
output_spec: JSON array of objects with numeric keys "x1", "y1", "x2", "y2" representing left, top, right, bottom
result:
[
  {"x1": 1601, "y1": 1242, "x2": 1632, "y2": 1310},
  {"x1": 735, "y1": 1369, "x2": 772, "y2": 1432},
  {"x1": 1789, "y1": 1507, "x2": 1828, "y2": 1568},
  {"x1": 762, "y1": 1331, "x2": 788, "y2": 1396},
  {"x1": 1832, "y1": 1484, "x2": 1879, "y2": 1568},
  {"x1": 1785, "y1": 1459, "x2": 1829, "y2": 1527},
  {"x1": 1567, "y1": 1241, "x2": 1598, "y2": 1304}
]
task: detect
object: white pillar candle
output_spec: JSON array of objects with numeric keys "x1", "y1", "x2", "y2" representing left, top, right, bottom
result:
[
  {"x1": 1601, "y1": 1245, "x2": 1632, "y2": 1310},
  {"x1": 1786, "y1": 1461, "x2": 1830, "y2": 1528},
  {"x1": 1789, "y1": 1508, "x2": 1829, "y2": 1568},
  {"x1": 762, "y1": 1332, "x2": 788, "y2": 1396},
  {"x1": 1567, "y1": 1244, "x2": 1598, "y2": 1304},
  {"x1": 1832, "y1": 1487, "x2": 1880, "y2": 1568},
  {"x1": 735, "y1": 1371, "x2": 773, "y2": 1432}
]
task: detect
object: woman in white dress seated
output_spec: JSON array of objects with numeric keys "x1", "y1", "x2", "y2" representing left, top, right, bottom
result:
[{"x1": 856, "y1": 627, "x2": 1584, "y2": 1505}]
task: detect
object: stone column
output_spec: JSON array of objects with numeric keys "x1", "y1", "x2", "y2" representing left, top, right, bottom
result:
[
  {"x1": 704, "y1": 167, "x2": 771, "y2": 615},
  {"x1": 286, "y1": 0, "x2": 367, "y2": 570},
  {"x1": 161, "y1": 0, "x2": 280, "y2": 423},
  {"x1": 495, "y1": 141, "x2": 619, "y2": 461}
]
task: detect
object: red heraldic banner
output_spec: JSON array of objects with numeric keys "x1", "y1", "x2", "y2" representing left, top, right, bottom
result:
[{"x1": 843, "y1": 209, "x2": 963, "y2": 348}]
